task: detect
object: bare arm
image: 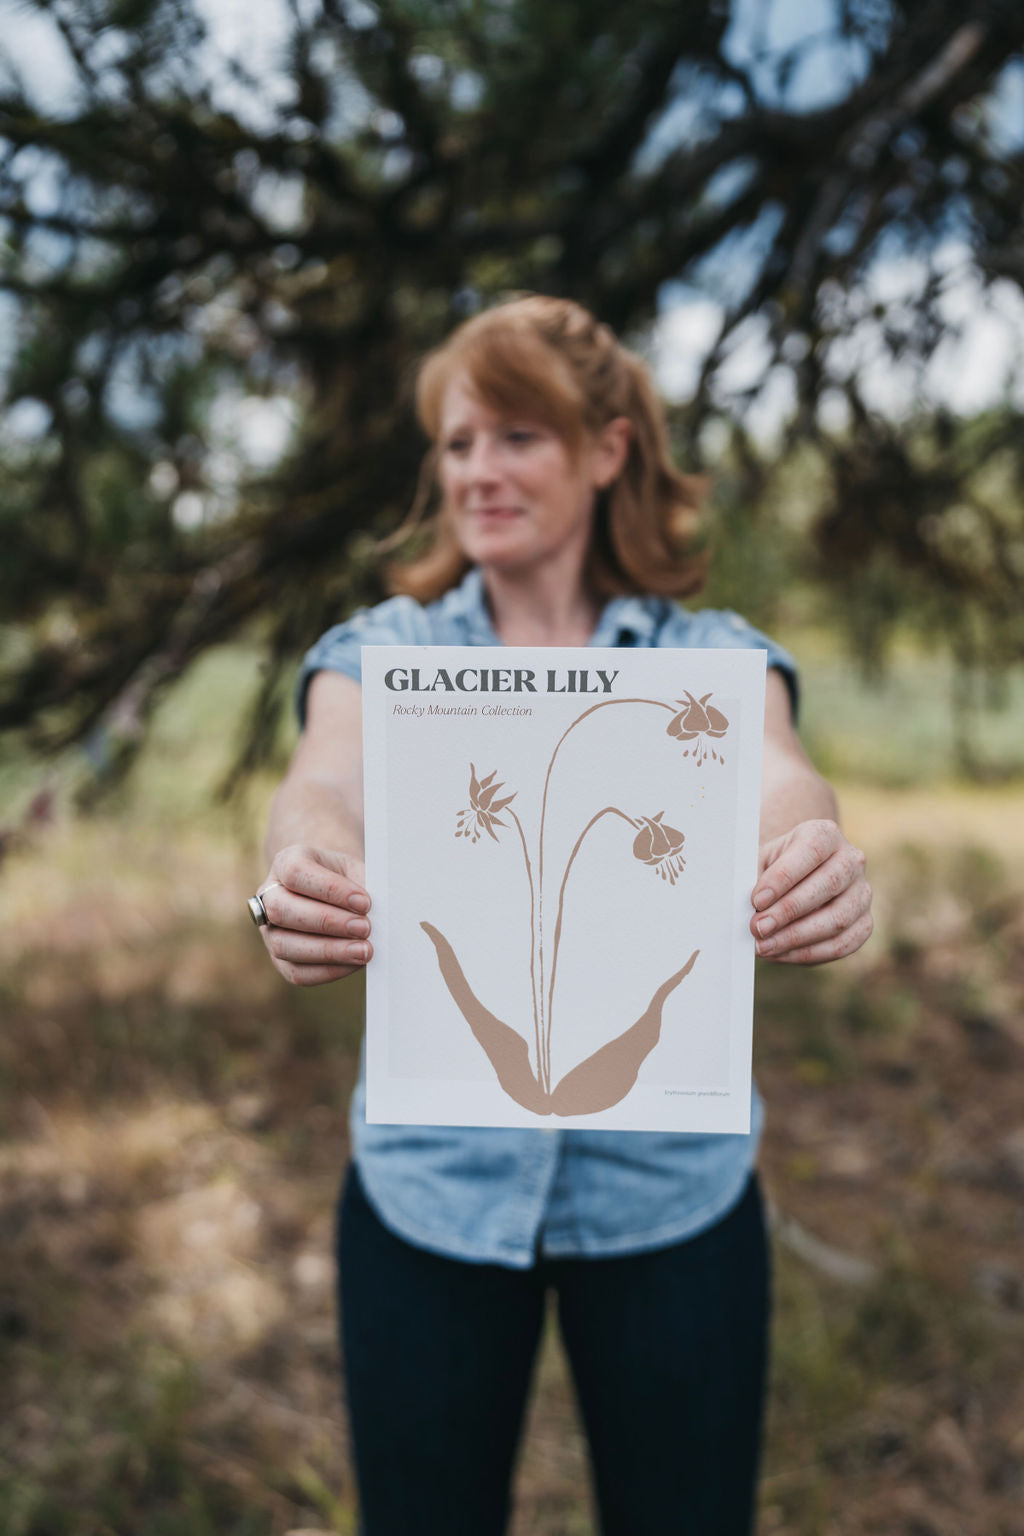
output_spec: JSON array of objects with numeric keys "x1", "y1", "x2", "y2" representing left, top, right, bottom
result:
[
  {"x1": 748, "y1": 669, "x2": 873, "y2": 965},
  {"x1": 266, "y1": 670, "x2": 366, "y2": 859},
  {"x1": 258, "y1": 670, "x2": 375, "y2": 987}
]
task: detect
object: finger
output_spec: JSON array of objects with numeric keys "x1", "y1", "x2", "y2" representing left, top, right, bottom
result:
[
  {"x1": 752, "y1": 820, "x2": 847, "y2": 910},
  {"x1": 275, "y1": 954, "x2": 372, "y2": 987},
  {"x1": 261, "y1": 885, "x2": 371, "y2": 938},
  {"x1": 755, "y1": 881, "x2": 871, "y2": 957},
  {"x1": 273, "y1": 848, "x2": 370, "y2": 912},
  {"x1": 752, "y1": 846, "x2": 865, "y2": 936},
  {"x1": 761, "y1": 911, "x2": 873, "y2": 967},
  {"x1": 264, "y1": 927, "x2": 371, "y2": 966}
]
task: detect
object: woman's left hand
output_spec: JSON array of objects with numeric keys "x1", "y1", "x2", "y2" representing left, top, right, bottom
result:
[{"x1": 749, "y1": 818, "x2": 872, "y2": 965}]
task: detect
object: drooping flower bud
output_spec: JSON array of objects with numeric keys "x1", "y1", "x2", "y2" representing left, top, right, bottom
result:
[{"x1": 631, "y1": 812, "x2": 686, "y2": 884}]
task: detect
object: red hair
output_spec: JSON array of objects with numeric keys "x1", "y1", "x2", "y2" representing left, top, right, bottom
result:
[{"x1": 388, "y1": 295, "x2": 707, "y2": 601}]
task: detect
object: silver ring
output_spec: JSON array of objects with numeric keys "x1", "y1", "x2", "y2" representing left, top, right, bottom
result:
[{"x1": 247, "y1": 892, "x2": 270, "y2": 928}]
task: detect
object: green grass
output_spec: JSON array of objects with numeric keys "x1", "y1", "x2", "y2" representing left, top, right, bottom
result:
[
  {"x1": 152, "y1": 626, "x2": 1024, "y2": 795},
  {"x1": 4, "y1": 620, "x2": 1022, "y2": 843},
  {"x1": 780, "y1": 625, "x2": 1024, "y2": 787}
]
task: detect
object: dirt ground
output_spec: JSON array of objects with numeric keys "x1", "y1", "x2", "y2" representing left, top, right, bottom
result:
[{"x1": 1, "y1": 783, "x2": 1023, "y2": 1534}]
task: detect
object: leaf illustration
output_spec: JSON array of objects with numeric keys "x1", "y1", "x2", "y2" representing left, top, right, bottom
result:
[
  {"x1": 421, "y1": 927, "x2": 701, "y2": 1120},
  {"x1": 420, "y1": 922, "x2": 549, "y2": 1114},
  {"x1": 548, "y1": 950, "x2": 700, "y2": 1116}
]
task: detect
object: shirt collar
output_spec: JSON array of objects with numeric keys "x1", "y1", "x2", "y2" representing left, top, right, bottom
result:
[{"x1": 444, "y1": 566, "x2": 665, "y2": 648}]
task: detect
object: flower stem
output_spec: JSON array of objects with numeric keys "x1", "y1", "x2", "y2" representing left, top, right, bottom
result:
[
  {"x1": 508, "y1": 807, "x2": 544, "y2": 1094},
  {"x1": 537, "y1": 699, "x2": 673, "y2": 1095},
  {"x1": 545, "y1": 807, "x2": 638, "y2": 1064}
]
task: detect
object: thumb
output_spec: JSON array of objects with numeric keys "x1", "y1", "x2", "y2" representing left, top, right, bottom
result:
[{"x1": 306, "y1": 846, "x2": 365, "y2": 879}]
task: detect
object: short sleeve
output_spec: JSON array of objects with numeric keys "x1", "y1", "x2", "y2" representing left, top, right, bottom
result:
[
  {"x1": 295, "y1": 595, "x2": 431, "y2": 727},
  {"x1": 664, "y1": 606, "x2": 800, "y2": 721}
]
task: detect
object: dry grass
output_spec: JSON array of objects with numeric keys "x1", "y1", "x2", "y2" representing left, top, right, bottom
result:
[
  {"x1": 2, "y1": 670, "x2": 1024, "y2": 1533},
  {"x1": 755, "y1": 821, "x2": 1024, "y2": 1536}
]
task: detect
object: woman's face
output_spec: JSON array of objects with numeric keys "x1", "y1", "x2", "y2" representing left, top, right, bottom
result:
[{"x1": 436, "y1": 374, "x2": 623, "y2": 580}]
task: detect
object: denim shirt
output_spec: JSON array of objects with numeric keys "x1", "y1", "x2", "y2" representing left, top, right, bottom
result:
[{"x1": 298, "y1": 568, "x2": 797, "y2": 1268}]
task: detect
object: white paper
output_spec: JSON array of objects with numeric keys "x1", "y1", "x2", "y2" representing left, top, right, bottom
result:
[{"x1": 362, "y1": 645, "x2": 766, "y2": 1132}]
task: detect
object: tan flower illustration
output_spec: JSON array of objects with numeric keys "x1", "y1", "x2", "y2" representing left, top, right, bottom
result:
[
  {"x1": 667, "y1": 691, "x2": 729, "y2": 765},
  {"x1": 455, "y1": 764, "x2": 517, "y2": 843},
  {"x1": 431, "y1": 696, "x2": 704, "y2": 1114},
  {"x1": 632, "y1": 812, "x2": 686, "y2": 884}
]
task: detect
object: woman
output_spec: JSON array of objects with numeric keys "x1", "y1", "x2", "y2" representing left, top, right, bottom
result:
[{"x1": 252, "y1": 296, "x2": 872, "y2": 1535}]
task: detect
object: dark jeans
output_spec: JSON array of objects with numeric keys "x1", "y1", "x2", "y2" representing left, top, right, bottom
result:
[{"x1": 337, "y1": 1166, "x2": 770, "y2": 1536}]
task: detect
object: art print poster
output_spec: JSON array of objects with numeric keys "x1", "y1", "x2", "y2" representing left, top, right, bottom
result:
[{"x1": 362, "y1": 645, "x2": 766, "y2": 1133}]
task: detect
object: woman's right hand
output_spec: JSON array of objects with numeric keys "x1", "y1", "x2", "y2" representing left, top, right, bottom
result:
[{"x1": 256, "y1": 844, "x2": 373, "y2": 986}]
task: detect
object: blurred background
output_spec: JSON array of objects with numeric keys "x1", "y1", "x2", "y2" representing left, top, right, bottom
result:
[{"x1": 1, "y1": 1, "x2": 1023, "y2": 1532}]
